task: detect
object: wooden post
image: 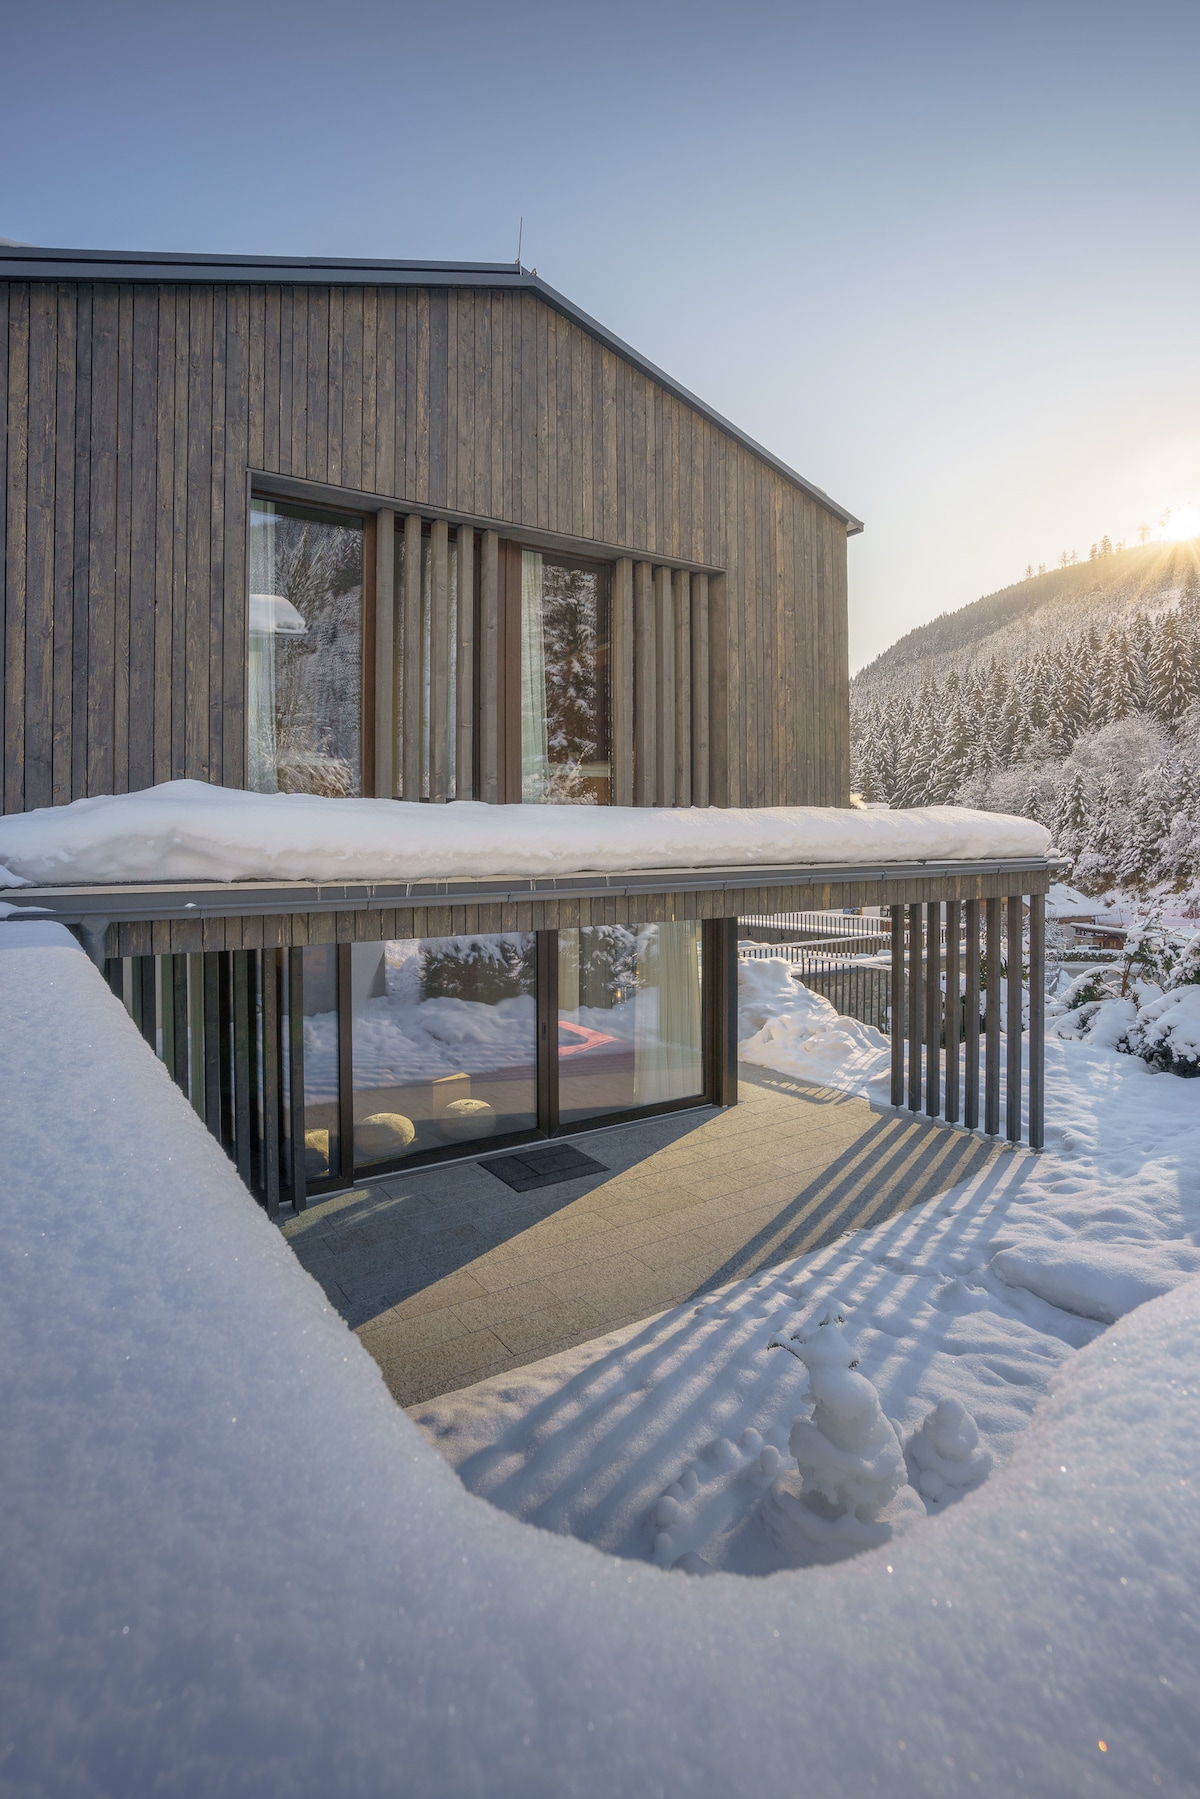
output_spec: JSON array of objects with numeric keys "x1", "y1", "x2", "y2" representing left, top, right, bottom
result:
[
  {"x1": 611, "y1": 556, "x2": 634, "y2": 807},
  {"x1": 261, "y1": 948, "x2": 281, "y2": 1219},
  {"x1": 964, "y1": 899, "x2": 980, "y2": 1130},
  {"x1": 187, "y1": 953, "x2": 205, "y2": 1118},
  {"x1": 654, "y1": 565, "x2": 675, "y2": 806},
  {"x1": 1006, "y1": 895, "x2": 1023, "y2": 1143},
  {"x1": 691, "y1": 572, "x2": 710, "y2": 808},
  {"x1": 479, "y1": 530, "x2": 500, "y2": 804},
  {"x1": 634, "y1": 562, "x2": 656, "y2": 807},
  {"x1": 907, "y1": 903, "x2": 923, "y2": 1112},
  {"x1": 233, "y1": 951, "x2": 253, "y2": 1187},
  {"x1": 456, "y1": 528, "x2": 475, "y2": 799},
  {"x1": 429, "y1": 518, "x2": 451, "y2": 801},
  {"x1": 203, "y1": 951, "x2": 223, "y2": 1142},
  {"x1": 707, "y1": 572, "x2": 729, "y2": 806},
  {"x1": 925, "y1": 901, "x2": 940, "y2": 1118},
  {"x1": 673, "y1": 569, "x2": 692, "y2": 808},
  {"x1": 985, "y1": 897, "x2": 1002, "y2": 1136},
  {"x1": 708, "y1": 917, "x2": 739, "y2": 1108},
  {"x1": 288, "y1": 947, "x2": 307, "y2": 1213},
  {"x1": 373, "y1": 509, "x2": 395, "y2": 799},
  {"x1": 1028, "y1": 891, "x2": 1046, "y2": 1151},
  {"x1": 945, "y1": 901, "x2": 961, "y2": 1124},
  {"x1": 890, "y1": 904, "x2": 905, "y2": 1108},
  {"x1": 400, "y1": 513, "x2": 423, "y2": 799}
]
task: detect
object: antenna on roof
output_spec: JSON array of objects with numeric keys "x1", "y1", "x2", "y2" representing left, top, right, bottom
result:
[{"x1": 516, "y1": 216, "x2": 523, "y2": 268}]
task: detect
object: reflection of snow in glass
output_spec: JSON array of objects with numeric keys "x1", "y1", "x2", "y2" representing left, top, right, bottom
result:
[{"x1": 306, "y1": 995, "x2": 537, "y2": 1103}]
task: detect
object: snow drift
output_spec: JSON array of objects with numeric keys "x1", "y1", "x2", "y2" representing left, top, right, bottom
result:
[
  {"x1": 2, "y1": 923, "x2": 1200, "y2": 1795},
  {"x1": 0, "y1": 779, "x2": 1052, "y2": 888}
]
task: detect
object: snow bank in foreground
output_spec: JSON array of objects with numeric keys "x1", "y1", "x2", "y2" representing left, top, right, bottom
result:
[
  {"x1": 4, "y1": 934, "x2": 1200, "y2": 1795},
  {"x1": 0, "y1": 779, "x2": 1051, "y2": 887}
]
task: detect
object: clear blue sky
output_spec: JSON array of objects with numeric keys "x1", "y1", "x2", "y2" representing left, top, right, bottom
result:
[{"x1": 4, "y1": 0, "x2": 1199, "y2": 670}]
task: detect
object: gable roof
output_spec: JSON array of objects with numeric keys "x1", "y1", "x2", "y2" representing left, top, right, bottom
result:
[{"x1": 0, "y1": 244, "x2": 863, "y2": 533}]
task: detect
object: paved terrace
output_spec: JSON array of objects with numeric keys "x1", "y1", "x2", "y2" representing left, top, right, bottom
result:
[{"x1": 283, "y1": 1068, "x2": 1022, "y2": 1408}]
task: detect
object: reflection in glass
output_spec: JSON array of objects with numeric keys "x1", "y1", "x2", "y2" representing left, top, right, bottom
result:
[
  {"x1": 247, "y1": 499, "x2": 364, "y2": 796},
  {"x1": 350, "y1": 934, "x2": 538, "y2": 1168},
  {"x1": 558, "y1": 922, "x2": 703, "y2": 1122},
  {"x1": 301, "y1": 945, "x2": 341, "y2": 1182},
  {"x1": 520, "y1": 552, "x2": 611, "y2": 804}
]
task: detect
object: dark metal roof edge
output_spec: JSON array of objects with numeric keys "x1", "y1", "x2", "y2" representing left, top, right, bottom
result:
[
  {"x1": 0, "y1": 245, "x2": 863, "y2": 534},
  {"x1": 3, "y1": 855, "x2": 1058, "y2": 924}
]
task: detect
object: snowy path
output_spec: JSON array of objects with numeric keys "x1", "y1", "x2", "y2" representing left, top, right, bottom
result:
[{"x1": 416, "y1": 989, "x2": 1200, "y2": 1575}]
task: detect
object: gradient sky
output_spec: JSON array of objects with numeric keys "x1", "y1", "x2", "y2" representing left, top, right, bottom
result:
[{"x1": 4, "y1": 0, "x2": 1199, "y2": 670}]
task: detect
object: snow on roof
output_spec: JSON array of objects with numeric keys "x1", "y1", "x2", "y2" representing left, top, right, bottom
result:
[
  {"x1": 2, "y1": 935, "x2": 1197, "y2": 1792},
  {"x1": 0, "y1": 781, "x2": 1053, "y2": 889},
  {"x1": 1046, "y1": 882, "x2": 1095, "y2": 919}
]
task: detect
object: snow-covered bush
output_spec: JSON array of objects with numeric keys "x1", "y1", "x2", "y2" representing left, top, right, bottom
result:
[{"x1": 1121, "y1": 985, "x2": 1200, "y2": 1076}]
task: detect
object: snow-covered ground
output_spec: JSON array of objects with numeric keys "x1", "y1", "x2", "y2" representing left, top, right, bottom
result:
[
  {"x1": 5, "y1": 927, "x2": 1200, "y2": 1795},
  {"x1": 0, "y1": 778, "x2": 1050, "y2": 887},
  {"x1": 415, "y1": 961, "x2": 1200, "y2": 1580}
]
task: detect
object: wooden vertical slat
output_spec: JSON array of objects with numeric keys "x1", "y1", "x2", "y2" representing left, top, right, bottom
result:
[
  {"x1": 456, "y1": 527, "x2": 475, "y2": 798},
  {"x1": 187, "y1": 953, "x2": 204, "y2": 1117},
  {"x1": 429, "y1": 517, "x2": 451, "y2": 800},
  {"x1": 1006, "y1": 895, "x2": 1023, "y2": 1144},
  {"x1": 985, "y1": 897, "x2": 1002, "y2": 1137},
  {"x1": 964, "y1": 899, "x2": 981, "y2": 1130},
  {"x1": 707, "y1": 572, "x2": 729, "y2": 806},
  {"x1": 337, "y1": 943, "x2": 354, "y2": 1185},
  {"x1": 202, "y1": 951, "x2": 222, "y2": 1139},
  {"x1": 400, "y1": 512, "x2": 423, "y2": 799},
  {"x1": 136, "y1": 954, "x2": 157, "y2": 1050},
  {"x1": 479, "y1": 529, "x2": 500, "y2": 803},
  {"x1": 288, "y1": 946, "x2": 307, "y2": 1212},
  {"x1": 945, "y1": 900, "x2": 961, "y2": 1125},
  {"x1": 691, "y1": 572, "x2": 710, "y2": 808},
  {"x1": 673, "y1": 569, "x2": 692, "y2": 807},
  {"x1": 907, "y1": 903, "x2": 923, "y2": 1112},
  {"x1": 654, "y1": 565, "x2": 675, "y2": 806},
  {"x1": 233, "y1": 950, "x2": 252, "y2": 1185},
  {"x1": 262, "y1": 948, "x2": 281, "y2": 1218},
  {"x1": 373, "y1": 508, "x2": 395, "y2": 800},
  {"x1": 890, "y1": 904, "x2": 905, "y2": 1108},
  {"x1": 611, "y1": 556, "x2": 634, "y2": 807},
  {"x1": 925, "y1": 900, "x2": 940, "y2": 1117},
  {"x1": 633, "y1": 561, "x2": 656, "y2": 807},
  {"x1": 1028, "y1": 891, "x2": 1045, "y2": 1151}
]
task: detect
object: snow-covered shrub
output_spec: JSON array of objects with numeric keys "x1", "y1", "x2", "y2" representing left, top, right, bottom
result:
[
  {"x1": 905, "y1": 1398, "x2": 992, "y2": 1504},
  {"x1": 762, "y1": 1311, "x2": 922, "y2": 1560},
  {"x1": 1121, "y1": 985, "x2": 1200, "y2": 1076}
]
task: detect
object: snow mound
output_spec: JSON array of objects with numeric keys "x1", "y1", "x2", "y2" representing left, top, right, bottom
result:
[
  {"x1": 905, "y1": 1398, "x2": 993, "y2": 1503},
  {"x1": 6, "y1": 936, "x2": 1200, "y2": 1794},
  {"x1": 0, "y1": 779, "x2": 1052, "y2": 887},
  {"x1": 738, "y1": 959, "x2": 891, "y2": 1099}
]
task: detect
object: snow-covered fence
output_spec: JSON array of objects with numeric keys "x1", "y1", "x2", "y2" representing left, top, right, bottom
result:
[{"x1": 739, "y1": 910, "x2": 891, "y2": 950}]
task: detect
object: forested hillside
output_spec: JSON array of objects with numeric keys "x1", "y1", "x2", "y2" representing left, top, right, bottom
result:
[{"x1": 851, "y1": 542, "x2": 1200, "y2": 896}]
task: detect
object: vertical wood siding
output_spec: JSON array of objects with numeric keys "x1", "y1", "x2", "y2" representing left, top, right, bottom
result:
[{"x1": 0, "y1": 280, "x2": 850, "y2": 812}]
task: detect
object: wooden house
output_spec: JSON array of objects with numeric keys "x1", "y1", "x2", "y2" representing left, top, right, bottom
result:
[{"x1": 0, "y1": 245, "x2": 1052, "y2": 1214}]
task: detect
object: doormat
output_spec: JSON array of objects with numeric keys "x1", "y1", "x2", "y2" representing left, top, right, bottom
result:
[{"x1": 480, "y1": 1143, "x2": 608, "y2": 1192}]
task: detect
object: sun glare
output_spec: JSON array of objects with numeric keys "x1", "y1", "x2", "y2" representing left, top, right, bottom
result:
[{"x1": 1155, "y1": 504, "x2": 1200, "y2": 543}]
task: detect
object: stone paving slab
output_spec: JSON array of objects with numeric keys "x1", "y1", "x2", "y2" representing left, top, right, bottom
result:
[{"x1": 282, "y1": 1066, "x2": 1022, "y2": 1407}]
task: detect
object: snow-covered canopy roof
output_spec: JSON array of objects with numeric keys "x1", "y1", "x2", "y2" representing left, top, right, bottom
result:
[
  {"x1": 1, "y1": 927, "x2": 1195, "y2": 1793},
  {"x1": 0, "y1": 782, "x2": 1054, "y2": 890}
]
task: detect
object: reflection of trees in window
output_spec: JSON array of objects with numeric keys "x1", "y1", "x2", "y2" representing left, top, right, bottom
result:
[
  {"x1": 541, "y1": 560, "x2": 611, "y2": 804},
  {"x1": 250, "y1": 501, "x2": 363, "y2": 797}
]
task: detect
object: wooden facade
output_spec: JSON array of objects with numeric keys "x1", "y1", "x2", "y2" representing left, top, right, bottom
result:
[{"x1": 0, "y1": 249, "x2": 858, "y2": 818}]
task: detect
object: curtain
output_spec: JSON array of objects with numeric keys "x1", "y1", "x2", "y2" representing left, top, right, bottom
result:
[
  {"x1": 634, "y1": 922, "x2": 704, "y2": 1104},
  {"x1": 520, "y1": 550, "x2": 550, "y2": 802},
  {"x1": 247, "y1": 504, "x2": 278, "y2": 793}
]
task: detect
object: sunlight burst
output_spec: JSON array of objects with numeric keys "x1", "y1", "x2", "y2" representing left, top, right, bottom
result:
[{"x1": 1155, "y1": 503, "x2": 1200, "y2": 542}]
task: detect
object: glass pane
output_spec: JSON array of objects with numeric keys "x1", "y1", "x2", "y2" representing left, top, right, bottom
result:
[
  {"x1": 520, "y1": 552, "x2": 611, "y2": 804},
  {"x1": 351, "y1": 934, "x2": 538, "y2": 1167},
  {"x1": 248, "y1": 499, "x2": 364, "y2": 797},
  {"x1": 301, "y1": 945, "x2": 340, "y2": 1183},
  {"x1": 558, "y1": 922, "x2": 704, "y2": 1122}
]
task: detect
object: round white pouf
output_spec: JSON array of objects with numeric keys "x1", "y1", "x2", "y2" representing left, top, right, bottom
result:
[
  {"x1": 439, "y1": 1098, "x2": 496, "y2": 1141},
  {"x1": 354, "y1": 1112, "x2": 416, "y2": 1162},
  {"x1": 303, "y1": 1129, "x2": 330, "y2": 1179}
]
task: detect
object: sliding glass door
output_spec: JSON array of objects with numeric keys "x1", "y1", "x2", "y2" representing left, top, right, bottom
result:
[{"x1": 302, "y1": 921, "x2": 710, "y2": 1189}]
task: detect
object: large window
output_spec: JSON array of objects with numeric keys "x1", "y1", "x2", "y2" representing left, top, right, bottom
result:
[
  {"x1": 350, "y1": 934, "x2": 538, "y2": 1168},
  {"x1": 520, "y1": 552, "x2": 611, "y2": 805},
  {"x1": 300, "y1": 922, "x2": 709, "y2": 1186},
  {"x1": 248, "y1": 499, "x2": 365, "y2": 796},
  {"x1": 557, "y1": 923, "x2": 704, "y2": 1123}
]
